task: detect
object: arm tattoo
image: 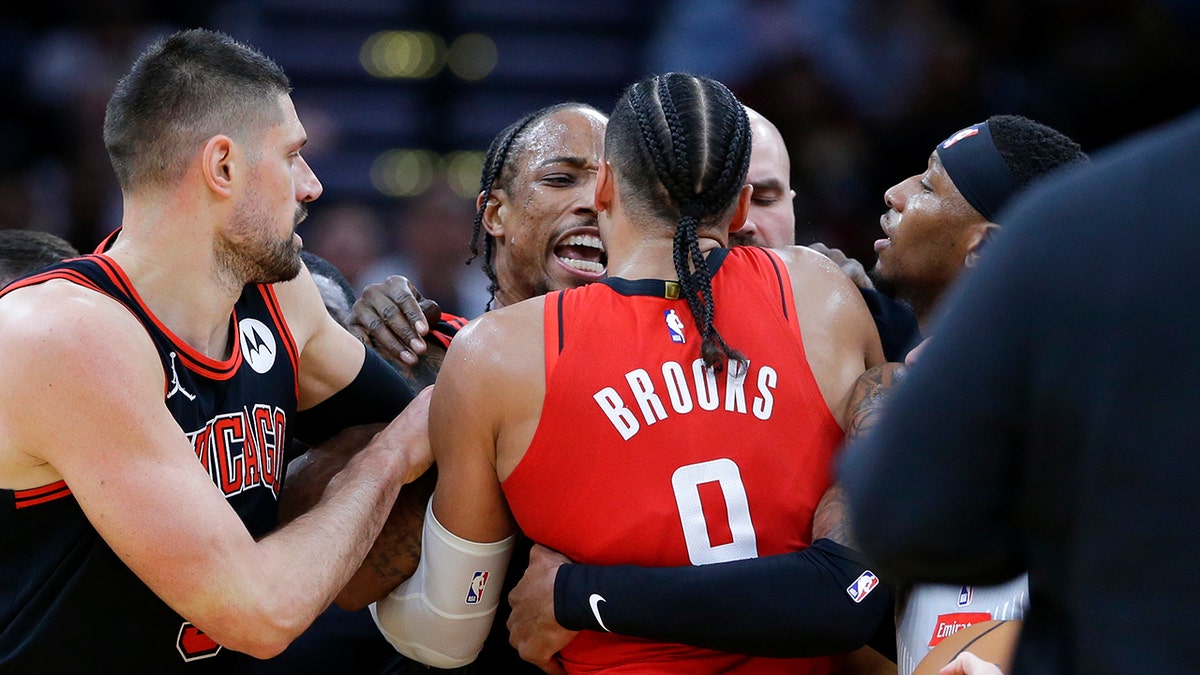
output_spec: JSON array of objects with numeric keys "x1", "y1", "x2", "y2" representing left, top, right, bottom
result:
[
  {"x1": 845, "y1": 362, "x2": 906, "y2": 441},
  {"x1": 814, "y1": 363, "x2": 906, "y2": 547}
]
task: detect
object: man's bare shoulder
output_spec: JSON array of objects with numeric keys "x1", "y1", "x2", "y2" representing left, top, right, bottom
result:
[
  {"x1": 446, "y1": 296, "x2": 547, "y2": 367},
  {"x1": 770, "y1": 245, "x2": 864, "y2": 305},
  {"x1": 0, "y1": 281, "x2": 163, "y2": 483},
  {"x1": 0, "y1": 280, "x2": 150, "y2": 353}
]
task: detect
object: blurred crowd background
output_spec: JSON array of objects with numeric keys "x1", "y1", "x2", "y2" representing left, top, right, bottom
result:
[{"x1": 3, "y1": 0, "x2": 1198, "y2": 318}]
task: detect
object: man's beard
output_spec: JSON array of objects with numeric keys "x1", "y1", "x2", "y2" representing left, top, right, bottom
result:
[
  {"x1": 217, "y1": 202, "x2": 305, "y2": 287},
  {"x1": 867, "y1": 266, "x2": 899, "y2": 299}
]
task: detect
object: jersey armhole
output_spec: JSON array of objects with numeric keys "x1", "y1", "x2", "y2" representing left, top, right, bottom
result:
[
  {"x1": 542, "y1": 291, "x2": 564, "y2": 384},
  {"x1": 761, "y1": 248, "x2": 803, "y2": 339}
]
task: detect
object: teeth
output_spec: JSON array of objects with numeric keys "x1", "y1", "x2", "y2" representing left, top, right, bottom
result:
[
  {"x1": 559, "y1": 257, "x2": 605, "y2": 273},
  {"x1": 561, "y1": 234, "x2": 605, "y2": 251}
]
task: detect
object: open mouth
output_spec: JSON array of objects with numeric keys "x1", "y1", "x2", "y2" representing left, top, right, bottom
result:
[{"x1": 554, "y1": 233, "x2": 607, "y2": 275}]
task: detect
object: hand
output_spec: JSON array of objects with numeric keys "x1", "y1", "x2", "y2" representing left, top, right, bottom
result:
[
  {"x1": 507, "y1": 544, "x2": 578, "y2": 675},
  {"x1": 807, "y1": 242, "x2": 874, "y2": 290},
  {"x1": 346, "y1": 275, "x2": 442, "y2": 366},
  {"x1": 939, "y1": 651, "x2": 1006, "y2": 675}
]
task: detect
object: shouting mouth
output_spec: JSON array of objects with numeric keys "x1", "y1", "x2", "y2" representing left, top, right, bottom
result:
[{"x1": 554, "y1": 231, "x2": 606, "y2": 279}]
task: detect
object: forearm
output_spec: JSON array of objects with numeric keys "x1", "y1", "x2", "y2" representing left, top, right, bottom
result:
[
  {"x1": 554, "y1": 539, "x2": 894, "y2": 658},
  {"x1": 372, "y1": 501, "x2": 516, "y2": 668},
  {"x1": 185, "y1": 437, "x2": 410, "y2": 657},
  {"x1": 335, "y1": 467, "x2": 436, "y2": 610}
]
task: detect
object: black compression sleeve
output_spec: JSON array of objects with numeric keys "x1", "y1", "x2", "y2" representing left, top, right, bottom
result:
[
  {"x1": 554, "y1": 538, "x2": 895, "y2": 659},
  {"x1": 293, "y1": 347, "x2": 415, "y2": 446}
]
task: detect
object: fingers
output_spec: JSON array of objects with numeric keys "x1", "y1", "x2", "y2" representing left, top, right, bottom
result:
[{"x1": 347, "y1": 275, "x2": 430, "y2": 366}]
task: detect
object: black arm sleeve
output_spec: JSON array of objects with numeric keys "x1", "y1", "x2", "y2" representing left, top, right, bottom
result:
[
  {"x1": 293, "y1": 347, "x2": 415, "y2": 446},
  {"x1": 554, "y1": 539, "x2": 895, "y2": 659}
]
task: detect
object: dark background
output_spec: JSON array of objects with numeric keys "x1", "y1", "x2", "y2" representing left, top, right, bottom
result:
[{"x1": 3, "y1": 0, "x2": 1197, "y2": 317}]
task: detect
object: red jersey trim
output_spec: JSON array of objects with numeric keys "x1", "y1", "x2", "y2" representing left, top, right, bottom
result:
[
  {"x1": 0, "y1": 265, "x2": 102, "y2": 299},
  {"x1": 542, "y1": 291, "x2": 564, "y2": 382},
  {"x1": 257, "y1": 284, "x2": 301, "y2": 401},
  {"x1": 14, "y1": 480, "x2": 72, "y2": 509},
  {"x1": 91, "y1": 255, "x2": 244, "y2": 380}
]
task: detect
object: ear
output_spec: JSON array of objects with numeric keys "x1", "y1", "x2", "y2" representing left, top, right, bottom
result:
[
  {"x1": 594, "y1": 160, "x2": 614, "y2": 213},
  {"x1": 201, "y1": 135, "x2": 236, "y2": 198},
  {"x1": 478, "y1": 188, "x2": 506, "y2": 237},
  {"x1": 964, "y1": 221, "x2": 999, "y2": 268},
  {"x1": 727, "y1": 184, "x2": 753, "y2": 232}
]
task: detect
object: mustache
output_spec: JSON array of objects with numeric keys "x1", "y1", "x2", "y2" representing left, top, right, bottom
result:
[{"x1": 295, "y1": 203, "x2": 308, "y2": 226}]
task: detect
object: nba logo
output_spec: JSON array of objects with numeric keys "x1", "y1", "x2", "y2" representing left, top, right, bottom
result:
[
  {"x1": 957, "y1": 585, "x2": 973, "y2": 607},
  {"x1": 465, "y1": 571, "x2": 489, "y2": 605},
  {"x1": 846, "y1": 570, "x2": 879, "y2": 604},
  {"x1": 664, "y1": 309, "x2": 686, "y2": 343}
]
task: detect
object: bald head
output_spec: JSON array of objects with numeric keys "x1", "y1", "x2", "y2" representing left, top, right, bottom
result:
[{"x1": 731, "y1": 107, "x2": 796, "y2": 248}]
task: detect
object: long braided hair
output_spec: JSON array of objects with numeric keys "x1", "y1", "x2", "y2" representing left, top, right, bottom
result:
[
  {"x1": 468, "y1": 101, "x2": 601, "y2": 310},
  {"x1": 607, "y1": 73, "x2": 752, "y2": 372}
]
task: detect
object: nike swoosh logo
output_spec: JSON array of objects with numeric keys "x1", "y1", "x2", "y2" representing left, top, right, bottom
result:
[{"x1": 588, "y1": 593, "x2": 612, "y2": 633}]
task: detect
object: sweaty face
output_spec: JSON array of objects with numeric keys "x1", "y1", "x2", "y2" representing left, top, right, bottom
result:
[
  {"x1": 218, "y1": 94, "x2": 322, "y2": 286},
  {"x1": 872, "y1": 151, "x2": 984, "y2": 303},
  {"x1": 730, "y1": 111, "x2": 796, "y2": 248},
  {"x1": 490, "y1": 108, "x2": 608, "y2": 306}
]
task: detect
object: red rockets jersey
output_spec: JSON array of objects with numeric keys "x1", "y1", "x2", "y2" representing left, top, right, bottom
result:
[
  {"x1": 0, "y1": 253, "x2": 298, "y2": 671},
  {"x1": 502, "y1": 247, "x2": 843, "y2": 674}
]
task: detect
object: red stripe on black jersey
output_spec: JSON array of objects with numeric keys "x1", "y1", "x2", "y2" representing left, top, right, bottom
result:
[
  {"x1": 13, "y1": 480, "x2": 72, "y2": 509},
  {"x1": 0, "y1": 265, "x2": 102, "y2": 298},
  {"x1": 257, "y1": 284, "x2": 301, "y2": 401},
  {"x1": 90, "y1": 255, "x2": 244, "y2": 380}
]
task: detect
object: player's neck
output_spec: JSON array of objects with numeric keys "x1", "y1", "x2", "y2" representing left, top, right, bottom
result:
[
  {"x1": 105, "y1": 223, "x2": 242, "y2": 361},
  {"x1": 605, "y1": 232, "x2": 724, "y2": 281}
]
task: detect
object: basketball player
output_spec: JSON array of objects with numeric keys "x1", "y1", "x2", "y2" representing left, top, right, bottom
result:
[
  {"x1": 371, "y1": 73, "x2": 883, "y2": 673},
  {"x1": 505, "y1": 114, "x2": 1086, "y2": 675},
  {"x1": 0, "y1": 29, "x2": 431, "y2": 672}
]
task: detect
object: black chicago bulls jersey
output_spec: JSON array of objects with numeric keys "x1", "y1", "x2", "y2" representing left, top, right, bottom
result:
[{"x1": 0, "y1": 254, "x2": 299, "y2": 672}]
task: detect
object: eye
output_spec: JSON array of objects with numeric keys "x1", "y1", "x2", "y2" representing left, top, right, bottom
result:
[
  {"x1": 541, "y1": 174, "x2": 575, "y2": 187},
  {"x1": 919, "y1": 179, "x2": 933, "y2": 193},
  {"x1": 751, "y1": 196, "x2": 777, "y2": 206}
]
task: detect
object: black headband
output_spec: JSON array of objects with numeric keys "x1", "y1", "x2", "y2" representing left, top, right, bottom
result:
[{"x1": 935, "y1": 121, "x2": 1022, "y2": 222}]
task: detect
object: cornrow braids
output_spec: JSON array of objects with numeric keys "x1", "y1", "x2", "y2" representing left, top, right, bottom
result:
[
  {"x1": 468, "y1": 101, "x2": 599, "y2": 311},
  {"x1": 610, "y1": 73, "x2": 752, "y2": 372}
]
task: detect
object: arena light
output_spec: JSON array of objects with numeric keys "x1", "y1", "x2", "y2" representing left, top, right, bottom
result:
[
  {"x1": 371, "y1": 149, "x2": 441, "y2": 197},
  {"x1": 447, "y1": 33, "x2": 497, "y2": 82},
  {"x1": 361, "y1": 31, "x2": 446, "y2": 79},
  {"x1": 444, "y1": 151, "x2": 487, "y2": 198}
]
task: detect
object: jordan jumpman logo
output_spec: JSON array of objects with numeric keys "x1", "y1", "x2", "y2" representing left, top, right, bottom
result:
[{"x1": 166, "y1": 351, "x2": 196, "y2": 401}]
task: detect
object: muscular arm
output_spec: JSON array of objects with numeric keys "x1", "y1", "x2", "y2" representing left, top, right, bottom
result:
[
  {"x1": 544, "y1": 539, "x2": 894, "y2": 658},
  {"x1": 373, "y1": 310, "x2": 533, "y2": 668},
  {"x1": 0, "y1": 283, "x2": 433, "y2": 659}
]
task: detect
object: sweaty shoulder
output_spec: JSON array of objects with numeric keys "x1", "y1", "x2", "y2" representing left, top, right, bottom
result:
[
  {"x1": 444, "y1": 296, "x2": 547, "y2": 382},
  {"x1": 771, "y1": 245, "x2": 865, "y2": 310},
  {"x1": 769, "y1": 246, "x2": 885, "y2": 423}
]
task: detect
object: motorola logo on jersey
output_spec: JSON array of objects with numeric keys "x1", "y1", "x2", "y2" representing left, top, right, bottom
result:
[
  {"x1": 176, "y1": 621, "x2": 222, "y2": 662},
  {"x1": 239, "y1": 318, "x2": 277, "y2": 374}
]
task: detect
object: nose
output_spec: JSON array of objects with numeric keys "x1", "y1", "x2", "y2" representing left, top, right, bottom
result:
[
  {"x1": 572, "y1": 182, "x2": 597, "y2": 215},
  {"x1": 296, "y1": 155, "x2": 323, "y2": 203},
  {"x1": 883, "y1": 182, "x2": 905, "y2": 212}
]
